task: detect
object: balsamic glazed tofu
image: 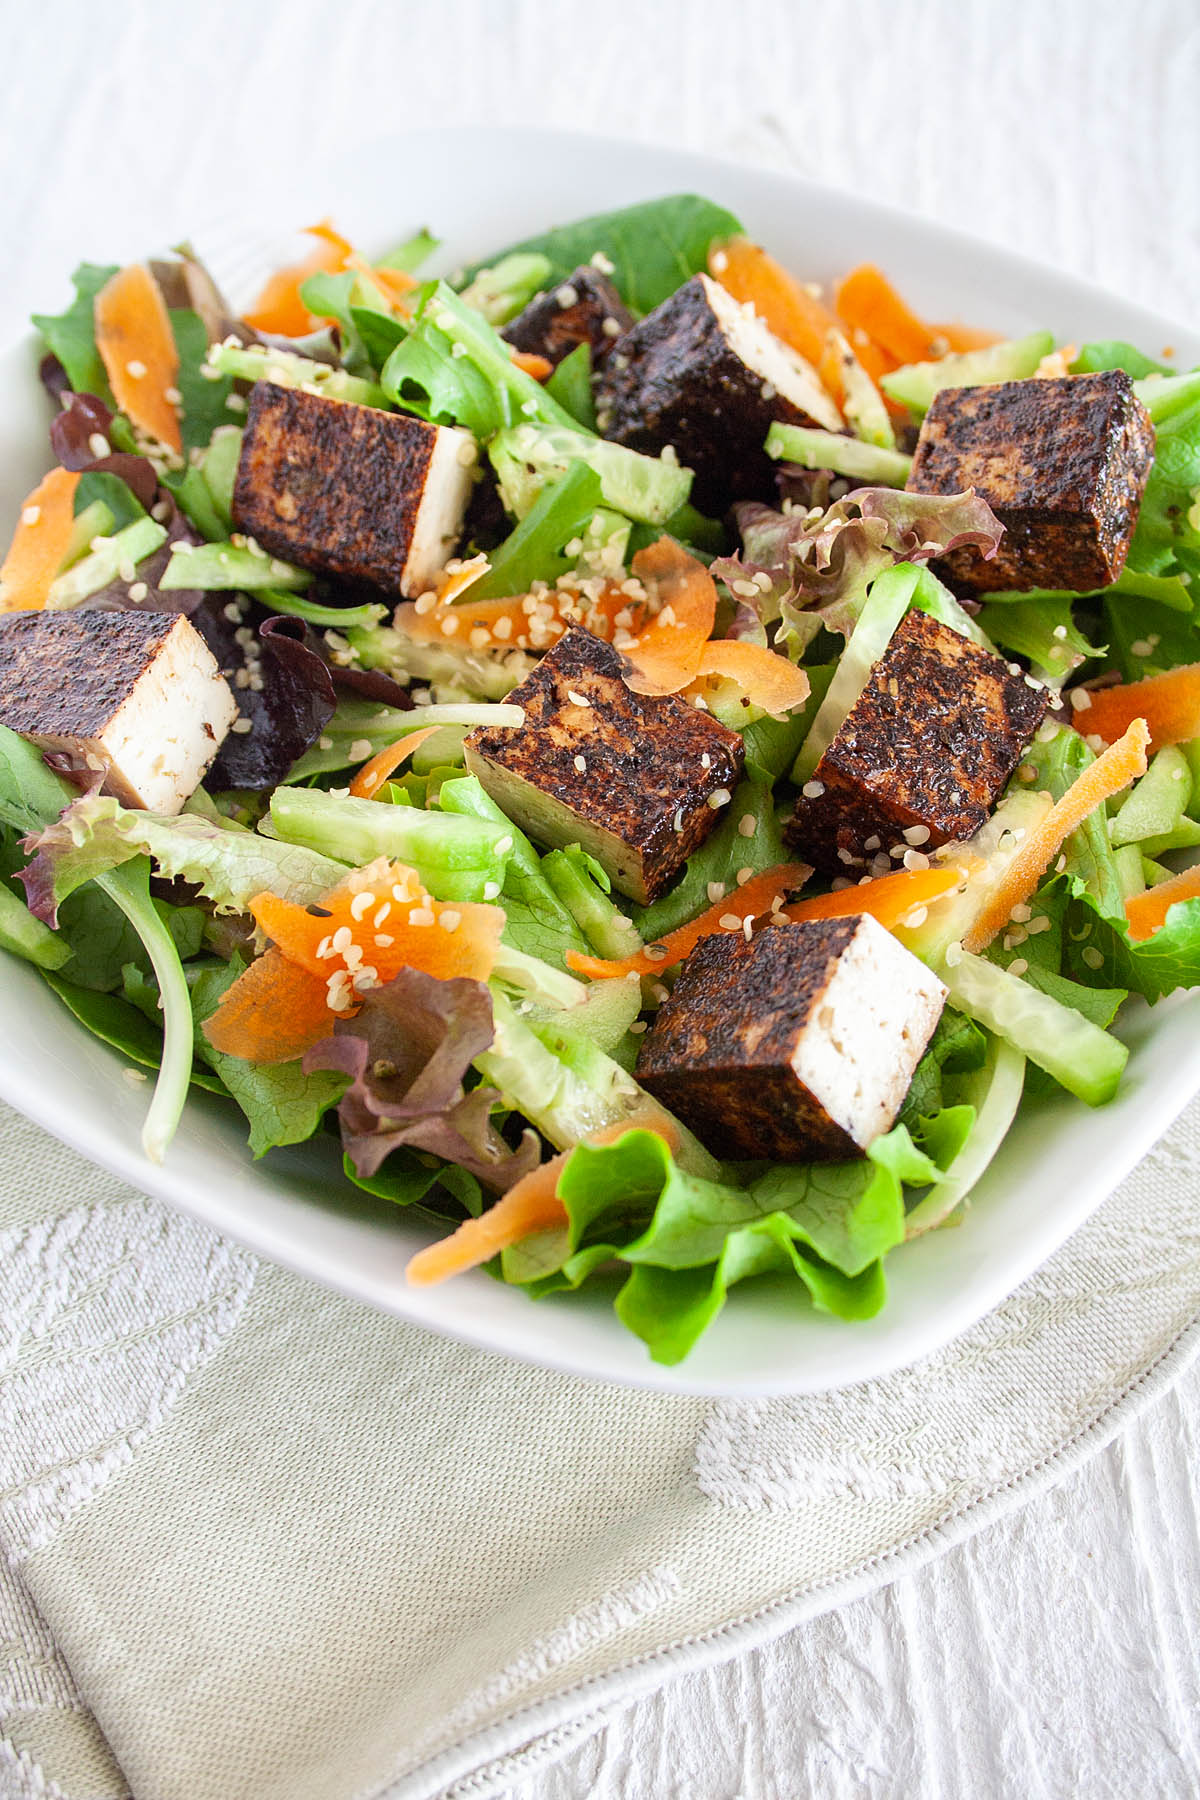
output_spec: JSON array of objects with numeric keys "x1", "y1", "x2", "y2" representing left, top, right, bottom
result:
[
  {"x1": 595, "y1": 273, "x2": 843, "y2": 511},
  {"x1": 0, "y1": 610, "x2": 236, "y2": 813},
  {"x1": 636, "y1": 916, "x2": 947, "y2": 1162},
  {"x1": 501, "y1": 265, "x2": 634, "y2": 369},
  {"x1": 786, "y1": 609, "x2": 1048, "y2": 873},
  {"x1": 907, "y1": 370, "x2": 1155, "y2": 593},
  {"x1": 232, "y1": 384, "x2": 477, "y2": 597},
  {"x1": 463, "y1": 626, "x2": 744, "y2": 905}
]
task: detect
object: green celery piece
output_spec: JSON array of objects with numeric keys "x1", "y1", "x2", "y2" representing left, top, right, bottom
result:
[
  {"x1": 941, "y1": 950, "x2": 1127, "y2": 1106},
  {"x1": 32, "y1": 262, "x2": 119, "y2": 399},
  {"x1": 471, "y1": 461, "x2": 603, "y2": 601},
  {"x1": 200, "y1": 425, "x2": 244, "y2": 525},
  {"x1": 0, "y1": 881, "x2": 70, "y2": 969},
  {"x1": 905, "y1": 1038, "x2": 1027, "y2": 1237},
  {"x1": 542, "y1": 847, "x2": 644, "y2": 961},
  {"x1": 489, "y1": 421, "x2": 692, "y2": 525},
  {"x1": 256, "y1": 588, "x2": 387, "y2": 630},
  {"x1": 881, "y1": 331, "x2": 1055, "y2": 415},
  {"x1": 459, "y1": 252, "x2": 553, "y2": 324},
  {"x1": 544, "y1": 343, "x2": 597, "y2": 431},
  {"x1": 205, "y1": 342, "x2": 389, "y2": 409},
  {"x1": 1132, "y1": 369, "x2": 1200, "y2": 424},
  {"x1": 159, "y1": 541, "x2": 310, "y2": 592},
  {"x1": 166, "y1": 466, "x2": 226, "y2": 541},
  {"x1": 58, "y1": 498, "x2": 116, "y2": 570},
  {"x1": 1136, "y1": 817, "x2": 1200, "y2": 858},
  {"x1": 792, "y1": 562, "x2": 922, "y2": 782},
  {"x1": 268, "y1": 786, "x2": 513, "y2": 899},
  {"x1": 1109, "y1": 745, "x2": 1192, "y2": 845},
  {"x1": 526, "y1": 977, "x2": 642, "y2": 1057},
  {"x1": 765, "y1": 422, "x2": 911, "y2": 487},
  {"x1": 378, "y1": 229, "x2": 439, "y2": 273},
  {"x1": 45, "y1": 519, "x2": 167, "y2": 609},
  {"x1": 462, "y1": 195, "x2": 744, "y2": 314},
  {"x1": 1112, "y1": 843, "x2": 1147, "y2": 900},
  {"x1": 831, "y1": 329, "x2": 896, "y2": 448}
]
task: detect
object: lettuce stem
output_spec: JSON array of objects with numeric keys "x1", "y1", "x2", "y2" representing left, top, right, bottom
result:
[{"x1": 97, "y1": 859, "x2": 192, "y2": 1164}]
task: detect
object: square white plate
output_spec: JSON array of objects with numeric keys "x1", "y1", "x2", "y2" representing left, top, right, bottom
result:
[{"x1": 1, "y1": 125, "x2": 1196, "y2": 1395}]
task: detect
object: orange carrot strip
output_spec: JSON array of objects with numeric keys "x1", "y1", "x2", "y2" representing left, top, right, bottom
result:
[
  {"x1": 693, "y1": 641, "x2": 811, "y2": 716},
  {"x1": 406, "y1": 1113, "x2": 678, "y2": 1285},
  {"x1": 1071, "y1": 664, "x2": 1200, "y2": 754},
  {"x1": 709, "y1": 238, "x2": 843, "y2": 401},
  {"x1": 94, "y1": 265, "x2": 182, "y2": 454},
  {"x1": 395, "y1": 582, "x2": 641, "y2": 653},
  {"x1": 510, "y1": 349, "x2": 554, "y2": 381},
  {"x1": 243, "y1": 219, "x2": 351, "y2": 335},
  {"x1": 0, "y1": 467, "x2": 81, "y2": 611},
  {"x1": 1125, "y1": 865, "x2": 1200, "y2": 941},
  {"x1": 202, "y1": 949, "x2": 333, "y2": 1065},
  {"x1": 369, "y1": 265, "x2": 419, "y2": 308},
  {"x1": 782, "y1": 863, "x2": 967, "y2": 932},
  {"x1": 934, "y1": 322, "x2": 1003, "y2": 352},
  {"x1": 962, "y1": 720, "x2": 1151, "y2": 953},
  {"x1": 621, "y1": 539, "x2": 717, "y2": 695},
  {"x1": 349, "y1": 725, "x2": 442, "y2": 799},
  {"x1": 567, "y1": 862, "x2": 811, "y2": 980},
  {"x1": 835, "y1": 264, "x2": 940, "y2": 366}
]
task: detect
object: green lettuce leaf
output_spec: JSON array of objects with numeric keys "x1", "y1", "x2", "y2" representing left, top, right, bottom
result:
[
  {"x1": 631, "y1": 774, "x2": 787, "y2": 942},
  {"x1": 169, "y1": 308, "x2": 237, "y2": 452},
  {"x1": 32, "y1": 262, "x2": 118, "y2": 398}
]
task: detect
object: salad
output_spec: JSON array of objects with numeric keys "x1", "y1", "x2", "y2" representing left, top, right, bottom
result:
[{"x1": 0, "y1": 194, "x2": 1197, "y2": 1367}]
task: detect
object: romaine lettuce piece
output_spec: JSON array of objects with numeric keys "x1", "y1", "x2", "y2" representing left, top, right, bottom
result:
[
  {"x1": 159, "y1": 540, "x2": 311, "y2": 592},
  {"x1": 45, "y1": 518, "x2": 167, "y2": 609},
  {"x1": 765, "y1": 422, "x2": 912, "y2": 488},
  {"x1": 470, "y1": 460, "x2": 603, "y2": 600},
  {"x1": 940, "y1": 950, "x2": 1127, "y2": 1105},
  {"x1": 205, "y1": 341, "x2": 389, "y2": 409},
  {"x1": 268, "y1": 785, "x2": 513, "y2": 901},
  {"x1": 489, "y1": 421, "x2": 692, "y2": 525},
  {"x1": 881, "y1": 331, "x2": 1055, "y2": 415},
  {"x1": 32, "y1": 262, "x2": 118, "y2": 399}
]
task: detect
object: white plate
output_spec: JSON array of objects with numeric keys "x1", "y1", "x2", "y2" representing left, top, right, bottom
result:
[{"x1": 1, "y1": 125, "x2": 1197, "y2": 1396}]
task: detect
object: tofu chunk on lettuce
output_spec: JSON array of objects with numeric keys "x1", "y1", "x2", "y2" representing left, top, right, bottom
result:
[
  {"x1": 232, "y1": 382, "x2": 477, "y2": 597},
  {"x1": 501, "y1": 264, "x2": 633, "y2": 369},
  {"x1": 595, "y1": 272, "x2": 842, "y2": 509},
  {"x1": 636, "y1": 916, "x2": 947, "y2": 1162},
  {"x1": 0, "y1": 609, "x2": 237, "y2": 813},
  {"x1": 907, "y1": 369, "x2": 1155, "y2": 593},
  {"x1": 787, "y1": 609, "x2": 1049, "y2": 874},
  {"x1": 463, "y1": 626, "x2": 744, "y2": 905}
]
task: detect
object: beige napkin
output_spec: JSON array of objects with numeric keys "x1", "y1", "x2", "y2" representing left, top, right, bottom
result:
[{"x1": 3, "y1": 1093, "x2": 1199, "y2": 1800}]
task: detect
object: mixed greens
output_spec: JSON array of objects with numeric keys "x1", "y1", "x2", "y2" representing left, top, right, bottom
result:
[{"x1": 0, "y1": 196, "x2": 1198, "y2": 1366}]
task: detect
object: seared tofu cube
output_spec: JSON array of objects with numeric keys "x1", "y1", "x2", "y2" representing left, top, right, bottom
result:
[
  {"x1": 907, "y1": 371, "x2": 1155, "y2": 593},
  {"x1": 463, "y1": 626, "x2": 744, "y2": 905},
  {"x1": 636, "y1": 915, "x2": 946, "y2": 1161},
  {"x1": 501, "y1": 265, "x2": 633, "y2": 368},
  {"x1": 0, "y1": 610, "x2": 236, "y2": 813},
  {"x1": 786, "y1": 610, "x2": 1048, "y2": 873},
  {"x1": 595, "y1": 273, "x2": 843, "y2": 511},
  {"x1": 232, "y1": 383, "x2": 477, "y2": 598}
]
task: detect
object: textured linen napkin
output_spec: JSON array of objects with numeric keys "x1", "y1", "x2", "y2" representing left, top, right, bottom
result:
[{"x1": 3, "y1": 1092, "x2": 1200, "y2": 1800}]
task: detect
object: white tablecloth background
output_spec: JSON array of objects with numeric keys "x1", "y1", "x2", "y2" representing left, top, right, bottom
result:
[{"x1": 3, "y1": 2, "x2": 1199, "y2": 1795}]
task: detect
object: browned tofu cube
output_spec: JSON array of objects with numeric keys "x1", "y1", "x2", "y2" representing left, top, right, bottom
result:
[
  {"x1": 501, "y1": 265, "x2": 634, "y2": 368},
  {"x1": 786, "y1": 610, "x2": 1048, "y2": 873},
  {"x1": 231, "y1": 383, "x2": 477, "y2": 597},
  {"x1": 595, "y1": 273, "x2": 842, "y2": 511},
  {"x1": 907, "y1": 371, "x2": 1155, "y2": 593},
  {"x1": 463, "y1": 627, "x2": 744, "y2": 905},
  {"x1": 636, "y1": 915, "x2": 947, "y2": 1161}
]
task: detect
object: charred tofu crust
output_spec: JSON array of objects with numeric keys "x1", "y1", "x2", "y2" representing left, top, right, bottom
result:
[
  {"x1": 231, "y1": 383, "x2": 472, "y2": 596},
  {"x1": 786, "y1": 610, "x2": 1048, "y2": 872},
  {"x1": 463, "y1": 627, "x2": 744, "y2": 905},
  {"x1": 595, "y1": 274, "x2": 836, "y2": 511},
  {"x1": 636, "y1": 918, "x2": 945, "y2": 1162},
  {"x1": 0, "y1": 609, "x2": 181, "y2": 739},
  {"x1": 907, "y1": 371, "x2": 1155, "y2": 593},
  {"x1": 501, "y1": 266, "x2": 633, "y2": 368}
]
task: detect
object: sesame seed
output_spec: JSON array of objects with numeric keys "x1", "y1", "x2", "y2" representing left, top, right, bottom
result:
[
  {"x1": 413, "y1": 590, "x2": 438, "y2": 615},
  {"x1": 567, "y1": 689, "x2": 591, "y2": 707},
  {"x1": 126, "y1": 359, "x2": 147, "y2": 378},
  {"x1": 483, "y1": 881, "x2": 502, "y2": 901},
  {"x1": 128, "y1": 581, "x2": 148, "y2": 601},
  {"x1": 408, "y1": 907, "x2": 435, "y2": 927},
  {"x1": 348, "y1": 739, "x2": 373, "y2": 760},
  {"x1": 737, "y1": 813, "x2": 756, "y2": 838},
  {"x1": 349, "y1": 891, "x2": 376, "y2": 921},
  {"x1": 20, "y1": 505, "x2": 40, "y2": 526},
  {"x1": 164, "y1": 385, "x2": 182, "y2": 405},
  {"x1": 902, "y1": 825, "x2": 932, "y2": 846},
  {"x1": 573, "y1": 754, "x2": 587, "y2": 774},
  {"x1": 644, "y1": 945, "x2": 669, "y2": 962},
  {"x1": 802, "y1": 780, "x2": 825, "y2": 799},
  {"x1": 494, "y1": 836, "x2": 513, "y2": 855},
  {"x1": 742, "y1": 916, "x2": 754, "y2": 941},
  {"x1": 374, "y1": 933, "x2": 395, "y2": 947},
  {"x1": 438, "y1": 910, "x2": 462, "y2": 932},
  {"x1": 629, "y1": 1020, "x2": 649, "y2": 1035},
  {"x1": 1010, "y1": 903, "x2": 1033, "y2": 922},
  {"x1": 708, "y1": 788, "x2": 732, "y2": 808},
  {"x1": 601, "y1": 316, "x2": 622, "y2": 338},
  {"x1": 901, "y1": 905, "x2": 929, "y2": 930},
  {"x1": 1070, "y1": 687, "x2": 1092, "y2": 711},
  {"x1": 230, "y1": 717, "x2": 253, "y2": 734},
  {"x1": 328, "y1": 786, "x2": 350, "y2": 800},
  {"x1": 673, "y1": 808, "x2": 685, "y2": 833},
  {"x1": 441, "y1": 615, "x2": 461, "y2": 637},
  {"x1": 122, "y1": 1066, "x2": 148, "y2": 1085},
  {"x1": 87, "y1": 432, "x2": 110, "y2": 459},
  {"x1": 1026, "y1": 916, "x2": 1052, "y2": 935},
  {"x1": 863, "y1": 835, "x2": 881, "y2": 853},
  {"x1": 707, "y1": 881, "x2": 726, "y2": 904},
  {"x1": 118, "y1": 560, "x2": 136, "y2": 583},
  {"x1": 944, "y1": 940, "x2": 964, "y2": 967},
  {"x1": 902, "y1": 850, "x2": 930, "y2": 872},
  {"x1": 1129, "y1": 638, "x2": 1156, "y2": 658},
  {"x1": 719, "y1": 913, "x2": 742, "y2": 931},
  {"x1": 1081, "y1": 946, "x2": 1104, "y2": 970},
  {"x1": 1009, "y1": 958, "x2": 1029, "y2": 978},
  {"x1": 1052, "y1": 624, "x2": 1068, "y2": 640}
]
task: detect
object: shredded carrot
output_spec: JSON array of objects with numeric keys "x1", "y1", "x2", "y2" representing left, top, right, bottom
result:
[
  {"x1": 93, "y1": 265, "x2": 182, "y2": 454},
  {"x1": 620, "y1": 538, "x2": 717, "y2": 695},
  {"x1": 835, "y1": 264, "x2": 941, "y2": 367},
  {"x1": 510, "y1": 349, "x2": 554, "y2": 381},
  {"x1": 201, "y1": 948, "x2": 335, "y2": 1065},
  {"x1": 692, "y1": 640, "x2": 811, "y2": 716},
  {"x1": 405, "y1": 1112, "x2": 679, "y2": 1285},
  {"x1": 368, "y1": 265, "x2": 419, "y2": 308},
  {"x1": 349, "y1": 725, "x2": 442, "y2": 799},
  {"x1": 0, "y1": 467, "x2": 81, "y2": 612},
  {"x1": 242, "y1": 220, "x2": 350, "y2": 335},
  {"x1": 203, "y1": 859, "x2": 505, "y2": 1064},
  {"x1": 395, "y1": 581, "x2": 642, "y2": 653},
  {"x1": 934, "y1": 322, "x2": 1003, "y2": 353},
  {"x1": 1071, "y1": 664, "x2": 1200, "y2": 755},
  {"x1": 782, "y1": 863, "x2": 968, "y2": 932},
  {"x1": 566, "y1": 862, "x2": 811, "y2": 980},
  {"x1": 1125, "y1": 865, "x2": 1200, "y2": 941},
  {"x1": 961, "y1": 719, "x2": 1151, "y2": 953},
  {"x1": 709, "y1": 238, "x2": 844, "y2": 403}
]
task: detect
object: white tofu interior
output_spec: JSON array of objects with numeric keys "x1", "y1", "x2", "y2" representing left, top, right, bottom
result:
[
  {"x1": 401, "y1": 425, "x2": 478, "y2": 596},
  {"x1": 699, "y1": 271, "x2": 843, "y2": 433},
  {"x1": 792, "y1": 912, "x2": 947, "y2": 1148},
  {"x1": 95, "y1": 616, "x2": 238, "y2": 814}
]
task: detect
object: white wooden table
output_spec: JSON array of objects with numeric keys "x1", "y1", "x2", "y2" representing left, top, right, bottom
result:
[{"x1": 4, "y1": 3, "x2": 1198, "y2": 1795}]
